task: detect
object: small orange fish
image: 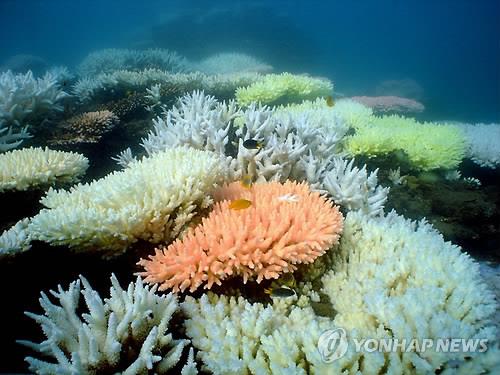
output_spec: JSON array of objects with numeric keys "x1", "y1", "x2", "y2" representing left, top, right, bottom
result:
[
  {"x1": 229, "y1": 199, "x2": 252, "y2": 210},
  {"x1": 326, "y1": 95, "x2": 335, "y2": 107},
  {"x1": 241, "y1": 175, "x2": 253, "y2": 189}
]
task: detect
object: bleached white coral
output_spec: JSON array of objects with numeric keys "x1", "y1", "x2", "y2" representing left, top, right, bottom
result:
[
  {"x1": 0, "y1": 147, "x2": 89, "y2": 192},
  {"x1": 111, "y1": 147, "x2": 136, "y2": 169},
  {"x1": 78, "y1": 48, "x2": 189, "y2": 76},
  {"x1": 142, "y1": 91, "x2": 240, "y2": 156},
  {"x1": 194, "y1": 52, "x2": 272, "y2": 74},
  {"x1": 18, "y1": 274, "x2": 194, "y2": 375},
  {"x1": 182, "y1": 293, "x2": 331, "y2": 374},
  {"x1": 323, "y1": 158, "x2": 389, "y2": 216},
  {"x1": 0, "y1": 218, "x2": 32, "y2": 258},
  {"x1": 0, "y1": 70, "x2": 68, "y2": 127},
  {"x1": 0, "y1": 123, "x2": 31, "y2": 152},
  {"x1": 28, "y1": 147, "x2": 229, "y2": 255},
  {"x1": 457, "y1": 123, "x2": 500, "y2": 168},
  {"x1": 321, "y1": 210, "x2": 498, "y2": 373},
  {"x1": 141, "y1": 91, "x2": 387, "y2": 215}
]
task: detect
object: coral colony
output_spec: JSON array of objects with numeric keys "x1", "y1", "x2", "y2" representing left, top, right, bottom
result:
[{"x1": 0, "y1": 48, "x2": 499, "y2": 374}]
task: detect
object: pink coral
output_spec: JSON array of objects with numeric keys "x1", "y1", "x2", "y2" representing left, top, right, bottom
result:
[
  {"x1": 138, "y1": 181, "x2": 343, "y2": 292},
  {"x1": 350, "y1": 95, "x2": 424, "y2": 114}
]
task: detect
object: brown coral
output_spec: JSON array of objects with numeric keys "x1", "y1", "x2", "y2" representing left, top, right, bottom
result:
[
  {"x1": 51, "y1": 110, "x2": 119, "y2": 145},
  {"x1": 138, "y1": 181, "x2": 344, "y2": 293}
]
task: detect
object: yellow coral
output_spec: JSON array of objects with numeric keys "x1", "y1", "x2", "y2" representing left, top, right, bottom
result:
[
  {"x1": 235, "y1": 73, "x2": 333, "y2": 107},
  {"x1": 346, "y1": 115, "x2": 466, "y2": 171}
]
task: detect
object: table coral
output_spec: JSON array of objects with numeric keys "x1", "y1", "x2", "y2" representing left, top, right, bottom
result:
[
  {"x1": 28, "y1": 147, "x2": 228, "y2": 255},
  {"x1": 138, "y1": 180, "x2": 343, "y2": 292},
  {"x1": 235, "y1": 72, "x2": 333, "y2": 107},
  {"x1": 0, "y1": 147, "x2": 88, "y2": 192}
]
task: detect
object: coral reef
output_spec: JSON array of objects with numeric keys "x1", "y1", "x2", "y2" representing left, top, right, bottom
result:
[
  {"x1": 350, "y1": 95, "x2": 425, "y2": 114},
  {"x1": 235, "y1": 72, "x2": 333, "y2": 106},
  {"x1": 182, "y1": 293, "x2": 330, "y2": 374},
  {"x1": 346, "y1": 115, "x2": 466, "y2": 171},
  {"x1": 180, "y1": 211, "x2": 499, "y2": 374},
  {"x1": 78, "y1": 48, "x2": 189, "y2": 76},
  {"x1": 193, "y1": 52, "x2": 272, "y2": 74},
  {"x1": 141, "y1": 91, "x2": 388, "y2": 216},
  {"x1": 18, "y1": 274, "x2": 197, "y2": 375},
  {"x1": 321, "y1": 210, "x2": 498, "y2": 373},
  {"x1": 323, "y1": 158, "x2": 389, "y2": 216},
  {"x1": 0, "y1": 147, "x2": 88, "y2": 193},
  {"x1": 0, "y1": 70, "x2": 68, "y2": 128},
  {"x1": 0, "y1": 124, "x2": 31, "y2": 152},
  {"x1": 0, "y1": 218, "x2": 31, "y2": 258},
  {"x1": 28, "y1": 147, "x2": 228, "y2": 255},
  {"x1": 73, "y1": 69, "x2": 261, "y2": 102},
  {"x1": 49, "y1": 110, "x2": 119, "y2": 145},
  {"x1": 138, "y1": 180, "x2": 343, "y2": 292},
  {"x1": 457, "y1": 122, "x2": 500, "y2": 168}
]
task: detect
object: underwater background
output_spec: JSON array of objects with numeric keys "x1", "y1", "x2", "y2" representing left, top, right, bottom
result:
[
  {"x1": 1, "y1": 0, "x2": 499, "y2": 122},
  {"x1": 0, "y1": 0, "x2": 499, "y2": 373}
]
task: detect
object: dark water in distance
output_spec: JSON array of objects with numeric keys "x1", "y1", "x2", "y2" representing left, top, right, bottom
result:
[{"x1": 0, "y1": 0, "x2": 499, "y2": 123}]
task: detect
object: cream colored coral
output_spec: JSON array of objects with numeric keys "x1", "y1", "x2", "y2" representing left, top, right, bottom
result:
[
  {"x1": 0, "y1": 147, "x2": 88, "y2": 192},
  {"x1": 28, "y1": 147, "x2": 228, "y2": 255},
  {"x1": 0, "y1": 218, "x2": 31, "y2": 257},
  {"x1": 182, "y1": 293, "x2": 331, "y2": 375},
  {"x1": 321, "y1": 211, "x2": 498, "y2": 373}
]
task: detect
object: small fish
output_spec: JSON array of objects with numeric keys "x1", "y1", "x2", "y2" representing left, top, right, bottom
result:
[
  {"x1": 243, "y1": 139, "x2": 263, "y2": 150},
  {"x1": 241, "y1": 175, "x2": 253, "y2": 189},
  {"x1": 229, "y1": 199, "x2": 252, "y2": 210},
  {"x1": 277, "y1": 193, "x2": 299, "y2": 203},
  {"x1": 326, "y1": 95, "x2": 335, "y2": 107},
  {"x1": 279, "y1": 273, "x2": 296, "y2": 288},
  {"x1": 265, "y1": 286, "x2": 296, "y2": 298}
]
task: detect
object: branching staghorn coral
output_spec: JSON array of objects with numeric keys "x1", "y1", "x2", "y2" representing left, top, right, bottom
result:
[
  {"x1": 140, "y1": 91, "x2": 387, "y2": 215},
  {"x1": 0, "y1": 70, "x2": 69, "y2": 128},
  {"x1": 28, "y1": 147, "x2": 229, "y2": 255},
  {"x1": 0, "y1": 147, "x2": 89, "y2": 193},
  {"x1": 0, "y1": 122, "x2": 31, "y2": 152},
  {"x1": 235, "y1": 72, "x2": 333, "y2": 107},
  {"x1": 193, "y1": 52, "x2": 273, "y2": 74},
  {"x1": 138, "y1": 181, "x2": 343, "y2": 292},
  {"x1": 78, "y1": 48, "x2": 190, "y2": 76},
  {"x1": 18, "y1": 274, "x2": 197, "y2": 375},
  {"x1": 323, "y1": 158, "x2": 389, "y2": 216},
  {"x1": 142, "y1": 90, "x2": 240, "y2": 156}
]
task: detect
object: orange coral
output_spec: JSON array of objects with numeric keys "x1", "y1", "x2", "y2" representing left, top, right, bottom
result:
[{"x1": 137, "y1": 181, "x2": 343, "y2": 293}]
